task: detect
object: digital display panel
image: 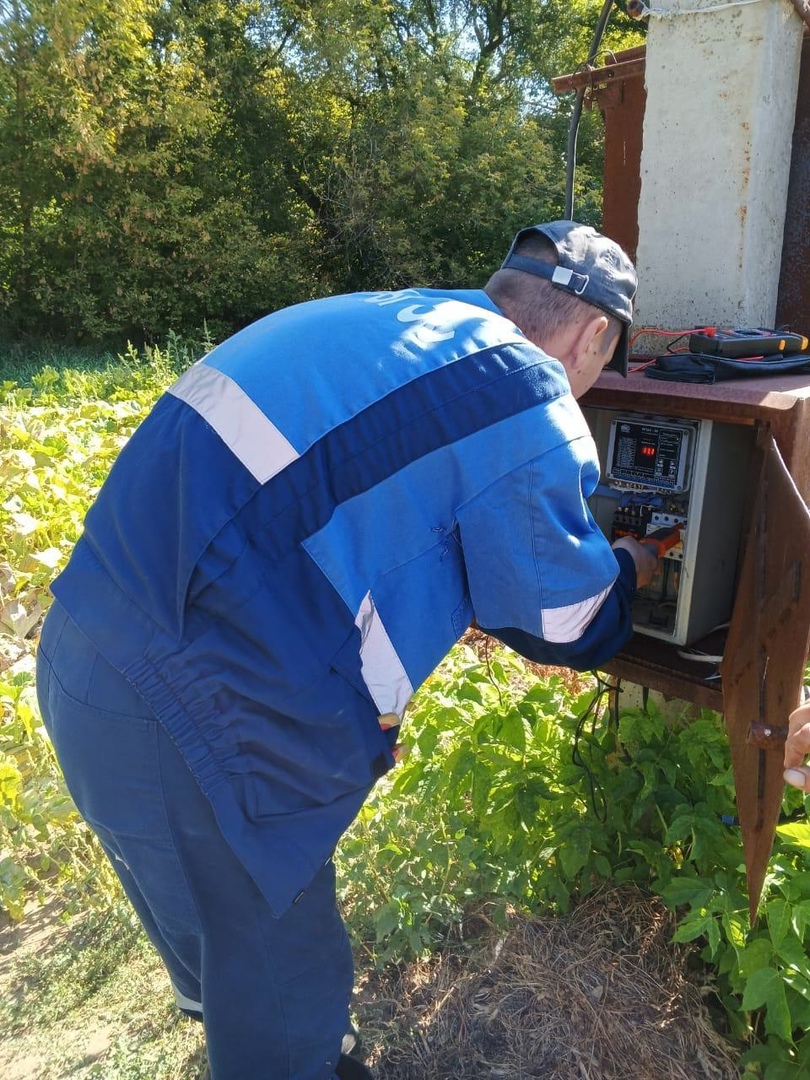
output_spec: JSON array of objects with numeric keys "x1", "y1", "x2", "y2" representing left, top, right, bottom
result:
[{"x1": 606, "y1": 418, "x2": 692, "y2": 491}]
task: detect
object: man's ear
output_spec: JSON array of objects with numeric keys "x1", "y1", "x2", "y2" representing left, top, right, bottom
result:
[{"x1": 569, "y1": 313, "x2": 610, "y2": 374}]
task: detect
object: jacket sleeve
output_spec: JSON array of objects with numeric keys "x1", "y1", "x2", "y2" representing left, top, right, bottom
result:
[
  {"x1": 456, "y1": 434, "x2": 635, "y2": 672},
  {"x1": 481, "y1": 548, "x2": 636, "y2": 670}
]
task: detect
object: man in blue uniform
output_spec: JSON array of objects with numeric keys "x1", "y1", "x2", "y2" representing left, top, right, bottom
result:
[{"x1": 36, "y1": 221, "x2": 658, "y2": 1079}]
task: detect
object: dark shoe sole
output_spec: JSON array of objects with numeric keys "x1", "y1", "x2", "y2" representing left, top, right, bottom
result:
[{"x1": 335, "y1": 1052, "x2": 374, "y2": 1079}]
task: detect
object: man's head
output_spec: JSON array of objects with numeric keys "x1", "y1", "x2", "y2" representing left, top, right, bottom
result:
[{"x1": 485, "y1": 221, "x2": 637, "y2": 398}]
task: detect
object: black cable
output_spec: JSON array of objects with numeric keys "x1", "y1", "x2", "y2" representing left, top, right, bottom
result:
[
  {"x1": 571, "y1": 673, "x2": 617, "y2": 823},
  {"x1": 612, "y1": 678, "x2": 622, "y2": 726},
  {"x1": 665, "y1": 333, "x2": 690, "y2": 353},
  {"x1": 564, "y1": 0, "x2": 617, "y2": 220}
]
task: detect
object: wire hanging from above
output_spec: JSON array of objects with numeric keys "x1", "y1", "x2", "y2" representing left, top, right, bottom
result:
[{"x1": 564, "y1": 0, "x2": 617, "y2": 221}]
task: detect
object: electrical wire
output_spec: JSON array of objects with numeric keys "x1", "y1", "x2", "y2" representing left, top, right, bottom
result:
[
  {"x1": 665, "y1": 334, "x2": 691, "y2": 353},
  {"x1": 564, "y1": 0, "x2": 617, "y2": 221},
  {"x1": 677, "y1": 620, "x2": 730, "y2": 679},
  {"x1": 627, "y1": 325, "x2": 743, "y2": 375},
  {"x1": 648, "y1": 0, "x2": 766, "y2": 15},
  {"x1": 628, "y1": 359, "x2": 660, "y2": 373},
  {"x1": 628, "y1": 326, "x2": 695, "y2": 352},
  {"x1": 677, "y1": 649, "x2": 723, "y2": 680},
  {"x1": 571, "y1": 674, "x2": 620, "y2": 822},
  {"x1": 627, "y1": 327, "x2": 697, "y2": 372},
  {"x1": 677, "y1": 636, "x2": 727, "y2": 663}
]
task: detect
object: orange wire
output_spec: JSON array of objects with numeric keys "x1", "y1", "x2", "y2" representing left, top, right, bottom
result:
[
  {"x1": 628, "y1": 326, "x2": 695, "y2": 348},
  {"x1": 628, "y1": 326, "x2": 704, "y2": 371}
]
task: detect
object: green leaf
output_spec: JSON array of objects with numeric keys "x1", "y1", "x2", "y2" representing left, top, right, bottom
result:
[
  {"x1": 498, "y1": 709, "x2": 526, "y2": 753},
  {"x1": 783, "y1": 971, "x2": 810, "y2": 1004},
  {"x1": 742, "y1": 968, "x2": 793, "y2": 1042},
  {"x1": 782, "y1": 875, "x2": 810, "y2": 905},
  {"x1": 764, "y1": 1059, "x2": 805, "y2": 1080},
  {"x1": 777, "y1": 822, "x2": 810, "y2": 850},
  {"x1": 373, "y1": 901, "x2": 401, "y2": 939},
  {"x1": 661, "y1": 876, "x2": 715, "y2": 909},
  {"x1": 769, "y1": 899, "x2": 794, "y2": 949},
  {"x1": 456, "y1": 681, "x2": 483, "y2": 705},
  {"x1": 558, "y1": 826, "x2": 592, "y2": 880},
  {"x1": 738, "y1": 938, "x2": 776, "y2": 979},
  {"x1": 0, "y1": 762, "x2": 23, "y2": 803},
  {"x1": 416, "y1": 724, "x2": 439, "y2": 758},
  {"x1": 773, "y1": 935, "x2": 810, "y2": 971},
  {"x1": 672, "y1": 909, "x2": 715, "y2": 944},
  {"x1": 470, "y1": 768, "x2": 491, "y2": 818}
]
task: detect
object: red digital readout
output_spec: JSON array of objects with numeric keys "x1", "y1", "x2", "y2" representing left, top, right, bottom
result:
[{"x1": 640, "y1": 446, "x2": 656, "y2": 457}]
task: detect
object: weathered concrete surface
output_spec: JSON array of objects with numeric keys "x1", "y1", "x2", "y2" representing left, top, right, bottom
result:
[{"x1": 634, "y1": 0, "x2": 804, "y2": 331}]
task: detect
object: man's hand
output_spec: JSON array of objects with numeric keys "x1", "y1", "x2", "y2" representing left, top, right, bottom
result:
[
  {"x1": 611, "y1": 535, "x2": 659, "y2": 589},
  {"x1": 784, "y1": 702, "x2": 810, "y2": 792}
]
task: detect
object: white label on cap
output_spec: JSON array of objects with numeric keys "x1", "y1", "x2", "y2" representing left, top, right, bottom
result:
[{"x1": 552, "y1": 267, "x2": 574, "y2": 286}]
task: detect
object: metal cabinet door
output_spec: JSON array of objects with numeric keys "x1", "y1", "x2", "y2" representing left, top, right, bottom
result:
[{"x1": 722, "y1": 430, "x2": 810, "y2": 922}]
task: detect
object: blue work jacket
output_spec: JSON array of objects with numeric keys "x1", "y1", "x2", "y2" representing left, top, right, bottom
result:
[{"x1": 51, "y1": 288, "x2": 635, "y2": 914}]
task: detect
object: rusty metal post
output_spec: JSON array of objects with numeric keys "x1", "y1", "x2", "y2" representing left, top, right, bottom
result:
[{"x1": 722, "y1": 432, "x2": 810, "y2": 921}]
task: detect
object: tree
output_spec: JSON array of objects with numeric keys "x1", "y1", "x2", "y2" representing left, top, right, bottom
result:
[{"x1": 0, "y1": 0, "x2": 642, "y2": 342}]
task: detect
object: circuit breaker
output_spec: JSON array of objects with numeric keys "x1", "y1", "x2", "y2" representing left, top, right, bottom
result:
[{"x1": 583, "y1": 407, "x2": 755, "y2": 646}]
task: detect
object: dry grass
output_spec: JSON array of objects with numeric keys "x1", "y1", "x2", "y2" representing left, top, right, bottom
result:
[
  {"x1": 356, "y1": 886, "x2": 741, "y2": 1080},
  {"x1": 0, "y1": 885, "x2": 742, "y2": 1079}
]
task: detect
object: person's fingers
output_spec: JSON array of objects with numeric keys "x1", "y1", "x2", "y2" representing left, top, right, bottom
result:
[
  {"x1": 784, "y1": 729, "x2": 810, "y2": 769},
  {"x1": 784, "y1": 704, "x2": 810, "y2": 770},
  {"x1": 789, "y1": 702, "x2": 810, "y2": 732},
  {"x1": 784, "y1": 765, "x2": 810, "y2": 792}
]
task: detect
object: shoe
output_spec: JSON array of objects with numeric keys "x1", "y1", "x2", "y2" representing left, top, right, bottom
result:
[
  {"x1": 203, "y1": 1054, "x2": 368, "y2": 1079},
  {"x1": 334, "y1": 1053, "x2": 374, "y2": 1079}
]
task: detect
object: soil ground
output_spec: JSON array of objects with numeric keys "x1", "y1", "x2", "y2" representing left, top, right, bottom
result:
[{"x1": 0, "y1": 886, "x2": 741, "y2": 1080}]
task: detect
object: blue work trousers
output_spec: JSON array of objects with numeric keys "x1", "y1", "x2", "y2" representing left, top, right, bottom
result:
[{"x1": 36, "y1": 602, "x2": 354, "y2": 1080}]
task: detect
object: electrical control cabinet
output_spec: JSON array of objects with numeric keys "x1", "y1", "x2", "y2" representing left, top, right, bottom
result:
[{"x1": 583, "y1": 407, "x2": 755, "y2": 646}]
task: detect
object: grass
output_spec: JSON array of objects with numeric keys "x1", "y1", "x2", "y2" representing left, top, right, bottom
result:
[
  {"x1": 0, "y1": 327, "x2": 217, "y2": 390},
  {"x1": 0, "y1": 899, "x2": 208, "y2": 1080},
  {"x1": 0, "y1": 345, "x2": 122, "y2": 387},
  {"x1": 0, "y1": 882, "x2": 743, "y2": 1080},
  {"x1": 0, "y1": 339, "x2": 213, "y2": 1078}
]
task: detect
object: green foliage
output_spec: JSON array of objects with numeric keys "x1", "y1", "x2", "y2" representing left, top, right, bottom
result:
[
  {"x1": 0, "y1": 337, "x2": 206, "y2": 920},
  {"x1": 0, "y1": 0, "x2": 642, "y2": 342},
  {"x1": 336, "y1": 646, "x2": 810, "y2": 1076}
]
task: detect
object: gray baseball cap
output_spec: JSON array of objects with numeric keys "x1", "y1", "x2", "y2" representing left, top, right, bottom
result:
[{"x1": 501, "y1": 221, "x2": 637, "y2": 376}]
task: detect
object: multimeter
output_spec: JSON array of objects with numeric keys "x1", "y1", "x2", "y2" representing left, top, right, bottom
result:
[{"x1": 688, "y1": 327, "x2": 809, "y2": 358}]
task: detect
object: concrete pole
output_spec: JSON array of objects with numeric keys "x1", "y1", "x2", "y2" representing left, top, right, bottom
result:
[{"x1": 634, "y1": 0, "x2": 805, "y2": 331}]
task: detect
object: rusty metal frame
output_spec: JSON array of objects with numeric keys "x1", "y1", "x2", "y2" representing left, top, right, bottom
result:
[
  {"x1": 551, "y1": 47, "x2": 646, "y2": 98},
  {"x1": 721, "y1": 430, "x2": 810, "y2": 920},
  {"x1": 582, "y1": 373, "x2": 810, "y2": 920}
]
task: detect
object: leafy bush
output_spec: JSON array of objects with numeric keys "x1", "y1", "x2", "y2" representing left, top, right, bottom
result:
[
  {"x1": 0, "y1": 338, "x2": 204, "y2": 920},
  {"x1": 337, "y1": 645, "x2": 810, "y2": 1077}
]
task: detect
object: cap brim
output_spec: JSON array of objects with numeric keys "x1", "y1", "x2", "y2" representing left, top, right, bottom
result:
[{"x1": 607, "y1": 322, "x2": 629, "y2": 377}]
